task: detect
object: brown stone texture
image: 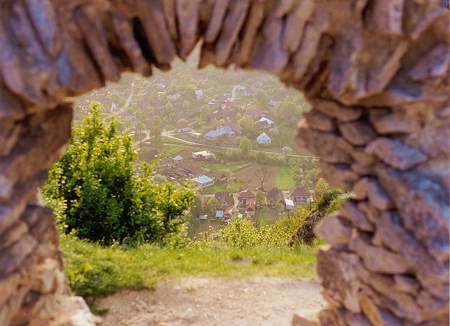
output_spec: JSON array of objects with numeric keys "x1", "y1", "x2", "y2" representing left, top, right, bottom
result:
[{"x1": 0, "y1": 0, "x2": 448, "y2": 325}]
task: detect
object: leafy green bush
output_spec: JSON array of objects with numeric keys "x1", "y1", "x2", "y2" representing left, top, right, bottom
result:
[
  {"x1": 220, "y1": 218, "x2": 259, "y2": 248},
  {"x1": 44, "y1": 102, "x2": 194, "y2": 245},
  {"x1": 216, "y1": 207, "x2": 312, "y2": 249}
]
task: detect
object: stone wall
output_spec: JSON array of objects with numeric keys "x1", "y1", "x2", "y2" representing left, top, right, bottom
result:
[{"x1": 0, "y1": 0, "x2": 448, "y2": 325}]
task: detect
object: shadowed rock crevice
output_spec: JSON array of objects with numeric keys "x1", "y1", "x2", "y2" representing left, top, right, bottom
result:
[{"x1": 0, "y1": 0, "x2": 448, "y2": 325}]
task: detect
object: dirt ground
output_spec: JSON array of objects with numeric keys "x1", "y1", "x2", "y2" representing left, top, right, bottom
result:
[{"x1": 97, "y1": 277, "x2": 324, "y2": 326}]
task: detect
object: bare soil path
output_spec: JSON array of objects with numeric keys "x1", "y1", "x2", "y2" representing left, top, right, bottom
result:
[{"x1": 97, "y1": 277, "x2": 324, "y2": 326}]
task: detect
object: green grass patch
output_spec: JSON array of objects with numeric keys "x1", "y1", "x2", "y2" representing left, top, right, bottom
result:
[
  {"x1": 201, "y1": 161, "x2": 250, "y2": 174},
  {"x1": 61, "y1": 234, "x2": 317, "y2": 301},
  {"x1": 276, "y1": 166, "x2": 296, "y2": 190},
  {"x1": 201, "y1": 180, "x2": 244, "y2": 194}
]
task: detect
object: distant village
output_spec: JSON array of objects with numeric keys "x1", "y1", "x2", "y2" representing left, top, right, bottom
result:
[
  {"x1": 159, "y1": 148, "x2": 313, "y2": 224},
  {"x1": 76, "y1": 54, "x2": 315, "y2": 229}
]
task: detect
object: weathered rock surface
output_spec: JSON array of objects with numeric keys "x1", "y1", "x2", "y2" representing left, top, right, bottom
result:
[
  {"x1": 0, "y1": 0, "x2": 448, "y2": 325},
  {"x1": 366, "y1": 138, "x2": 428, "y2": 170}
]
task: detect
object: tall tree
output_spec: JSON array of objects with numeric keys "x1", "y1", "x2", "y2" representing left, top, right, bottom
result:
[
  {"x1": 151, "y1": 116, "x2": 162, "y2": 145},
  {"x1": 206, "y1": 197, "x2": 219, "y2": 216},
  {"x1": 239, "y1": 137, "x2": 252, "y2": 156},
  {"x1": 238, "y1": 115, "x2": 255, "y2": 137},
  {"x1": 256, "y1": 190, "x2": 266, "y2": 208},
  {"x1": 255, "y1": 165, "x2": 270, "y2": 191}
]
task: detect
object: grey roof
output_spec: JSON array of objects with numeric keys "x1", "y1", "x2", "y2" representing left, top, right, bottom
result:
[
  {"x1": 206, "y1": 126, "x2": 235, "y2": 138},
  {"x1": 193, "y1": 175, "x2": 214, "y2": 185},
  {"x1": 256, "y1": 132, "x2": 271, "y2": 143}
]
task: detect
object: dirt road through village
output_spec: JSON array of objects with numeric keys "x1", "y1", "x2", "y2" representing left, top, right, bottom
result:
[{"x1": 98, "y1": 277, "x2": 324, "y2": 326}]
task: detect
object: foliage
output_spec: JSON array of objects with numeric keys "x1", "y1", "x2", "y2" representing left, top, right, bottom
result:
[
  {"x1": 255, "y1": 90, "x2": 268, "y2": 107},
  {"x1": 190, "y1": 195, "x2": 203, "y2": 218},
  {"x1": 201, "y1": 161, "x2": 249, "y2": 174},
  {"x1": 218, "y1": 208, "x2": 314, "y2": 249},
  {"x1": 239, "y1": 137, "x2": 252, "y2": 156},
  {"x1": 206, "y1": 197, "x2": 220, "y2": 216},
  {"x1": 219, "y1": 218, "x2": 259, "y2": 248},
  {"x1": 313, "y1": 178, "x2": 331, "y2": 201},
  {"x1": 288, "y1": 188, "x2": 344, "y2": 246},
  {"x1": 292, "y1": 157, "x2": 319, "y2": 189},
  {"x1": 256, "y1": 190, "x2": 266, "y2": 207},
  {"x1": 238, "y1": 115, "x2": 256, "y2": 138},
  {"x1": 44, "y1": 102, "x2": 194, "y2": 245},
  {"x1": 150, "y1": 116, "x2": 162, "y2": 145},
  {"x1": 61, "y1": 233, "x2": 317, "y2": 301}
]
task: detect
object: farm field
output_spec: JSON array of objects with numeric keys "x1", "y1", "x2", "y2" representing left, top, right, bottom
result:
[
  {"x1": 201, "y1": 180, "x2": 244, "y2": 194},
  {"x1": 276, "y1": 166, "x2": 296, "y2": 190},
  {"x1": 201, "y1": 161, "x2": 250, "y2": 174}
]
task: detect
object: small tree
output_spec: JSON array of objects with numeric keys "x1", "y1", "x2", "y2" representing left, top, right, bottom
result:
[
  {"x1": 238, "y1": 115, "x2": 255, "y2": 137},
  {"x1": 256, "y1": 190, "x2": 266, "y2": 208},
  {"x1": 255, "y1": 165, "x2": 270, "y2": 191},
  {"x1": 163, "y1": 102, "x2": 175, "y2": 121},
  {"x1": 313, "y1": 178, "x2": 330, "y2": 201},
  {"x1": 190, "y1": 195, "x2": 203, "y2": 218},
  {"x1": 44, "y1": 102, "x2": 194, "y2": 245},
  {"x1": 276, "y1": 100, "x2": 299, "y2": 124},
  {"x1": 239, "y1": 137, "x2": 252, "y2": 157},
  {"x1": 151, "y1": 116, "x2": 162, "y2": 145},
  {"x1": 206, "y1": 197, "x2": 220, "y2": 217}
]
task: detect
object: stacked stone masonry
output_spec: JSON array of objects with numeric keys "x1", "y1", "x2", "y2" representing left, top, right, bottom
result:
[{"x1": 0, "y1": 0, "x2": 448, "y2": 325}]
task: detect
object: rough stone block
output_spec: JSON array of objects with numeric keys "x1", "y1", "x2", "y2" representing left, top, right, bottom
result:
[
  {"x1": 312, "y1": 99, "x2": 362, "y2": 122},
  {"x1": 339, "y1": 121, "x2": 376, "y2": 146},
  {"x1": 303, "y1": 109, "x2": 335, "y2": 132},
  {"x1": 369, "y1": 109, "x2": 419, "y2": 134},
  {"x1": 349, "y1": 235, "x2": 412, "y2": 274},
  {"x1": 358, "y1": 292, "x2": 403, "y2": 326},
  {"x1": 317, "y1": 248, "x2": 362, "y2": 313},
  {"x1": 351, "y1": 178, "x2": 393, "y2": 210},
  {"x1": 0, "y1": 220, "x2": 28, "y2": 251},
  {"x1": 0, "y1": 234, "x2": 37, "y2": 277},
  {"x1": 374, "y1": 211, "x2": 449, "y2": 288},
  {"x1": 314, "y1": 213, "x2": 352, "y2": 246},
  {"x1": 376, "y1": 165, "x2": 450, "y2": 262},
  {"x1": 319, "y1": 162, "x2": 359, "y2": 190},
  {"x1": 393, "y1": 275, "x2": 420, "y2": 295},
  {"x1": 366, "y1": 138, "x2": 428, "y2": 170},
  {"x1": 297, "y1": 120, "x2": 352, "y2": 163},
  {"x1": 341, "y1": 201, "x2": 373, "y2": 232}
]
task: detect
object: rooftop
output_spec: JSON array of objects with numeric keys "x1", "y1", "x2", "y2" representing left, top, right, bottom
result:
[
  {"x1": 192, "y1": 175, "x2": 214, "y2": 185},
  {"x1": 256, "y1": 132, "x2": 271, "y2": 143},
  {"x1": 291, "y1": 186, "x2": 310, "y2": 197},
  {"x1": 205, "y1": 126, "x2": 235, "y2": 139},
  {"x1": 285, "y1": 199, "x2": 295, "y2": 209},
  {"x1": 193, "y1": 150, "x2": 215, "y2": 157},
  {"x1": 257, "y1": 117, "x2": 274, "y2": 125},
  {"x1": 238, "y1": 190, "x2": 256, "y2": 199}
]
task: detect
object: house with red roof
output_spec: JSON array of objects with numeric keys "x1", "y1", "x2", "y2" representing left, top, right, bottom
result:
[
  {"x1": 237, "y1": 190, "x2": 256, "y2": 217},
  {"x1": 290, "y1": 186, "x2": 311, "y2": 205}
]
